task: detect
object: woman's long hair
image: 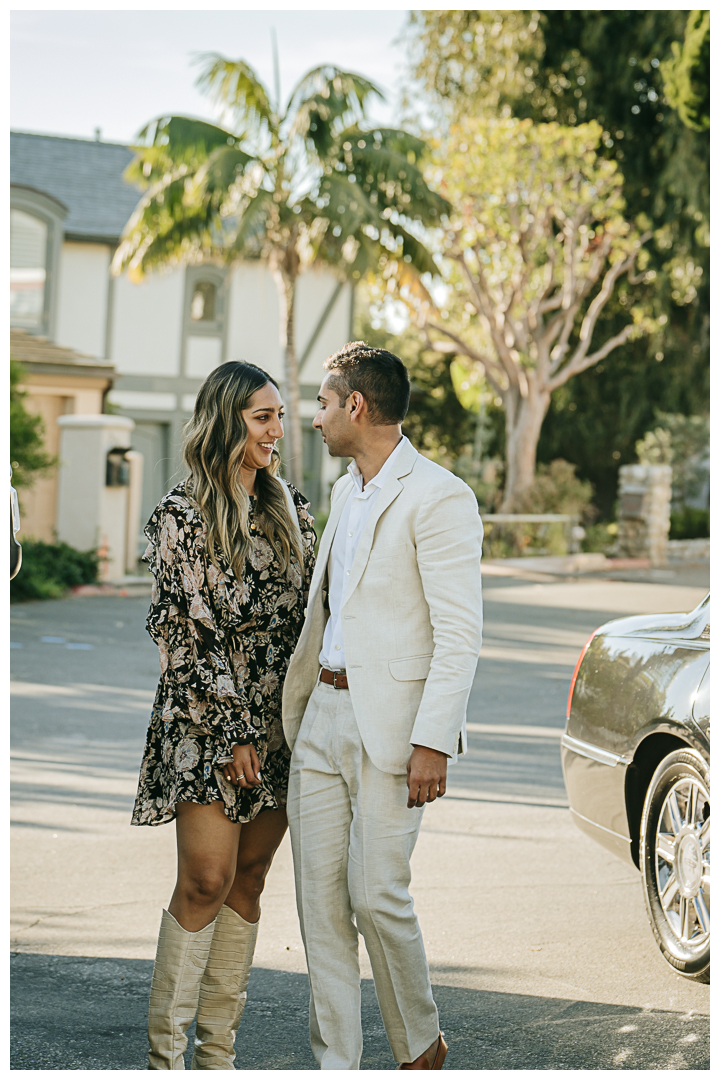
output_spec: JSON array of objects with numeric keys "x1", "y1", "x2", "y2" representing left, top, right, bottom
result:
[{"x1": 183, "y1": 362, "x2": 303, "y2": 577}]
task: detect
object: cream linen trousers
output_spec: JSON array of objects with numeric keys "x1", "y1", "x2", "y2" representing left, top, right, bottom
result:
[{"x1": 287, "y1": 681, "x2": 439, "y2": 1070}]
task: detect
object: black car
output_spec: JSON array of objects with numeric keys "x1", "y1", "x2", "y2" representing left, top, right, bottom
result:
[{"x1": 562, "y1": 593, "x2": 710, "y2": 982}]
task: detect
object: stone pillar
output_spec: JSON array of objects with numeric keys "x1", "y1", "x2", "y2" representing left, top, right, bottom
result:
[
  {"x1": 617, "y1": 464, "x2": 672, "y2": 567},
  {"x1": 56, "y1": 415, "x2": 135, "y2": 582}
]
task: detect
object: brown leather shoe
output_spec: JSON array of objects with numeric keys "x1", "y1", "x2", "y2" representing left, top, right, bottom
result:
[{"x1": 397, "y1": 1033, "x2": 448, "y2": 1070}]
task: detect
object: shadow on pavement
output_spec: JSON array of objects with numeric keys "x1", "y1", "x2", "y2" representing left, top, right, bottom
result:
[{"x1": 11, "y1": 953, "x2": 709, "y2": 1070}]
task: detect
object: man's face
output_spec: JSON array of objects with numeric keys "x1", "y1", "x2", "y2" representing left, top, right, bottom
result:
[{"x1": 313, "y1": 375, "x2": 354, "y2": 457}]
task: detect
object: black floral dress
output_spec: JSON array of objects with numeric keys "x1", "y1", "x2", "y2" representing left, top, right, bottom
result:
[{"x1": 131, "y1": 480, "x2": 315, "y2": 826}]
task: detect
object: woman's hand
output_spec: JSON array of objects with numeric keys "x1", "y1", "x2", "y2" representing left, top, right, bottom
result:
[{"x1": 223, "y1": 744, "x2": 262, "y2": 788}]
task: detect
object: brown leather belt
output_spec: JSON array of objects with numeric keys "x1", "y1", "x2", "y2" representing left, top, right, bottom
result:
[{"x1": 320, "y1": 667, "x2": 349, "y2": 689}]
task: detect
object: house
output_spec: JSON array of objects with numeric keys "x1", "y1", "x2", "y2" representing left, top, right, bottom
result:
[
  {"x1": 10, "y1": 130, "x2": 352, "y2": 549},
  {"x1": 10, "y1": 329, "x2": 114, "y2": 543}
]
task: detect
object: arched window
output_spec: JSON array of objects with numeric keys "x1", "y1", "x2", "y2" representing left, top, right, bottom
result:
[
  {"x1": 182, "y1": 266, "x2": 226, "y2": 381},
  {"x1": 10, "y1": 187, "x2": 66, "y2": 337},
  {"x1": 190, "y1": 280, "x2": 217, "y2": 323},
  {"x1": 11, "y1": 210, "x2": 48, "y2": 329}
]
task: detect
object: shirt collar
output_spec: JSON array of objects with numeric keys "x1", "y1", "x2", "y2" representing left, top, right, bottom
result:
[{"x1": 347, "y1": 435, "x2": 408, "y2": 496}]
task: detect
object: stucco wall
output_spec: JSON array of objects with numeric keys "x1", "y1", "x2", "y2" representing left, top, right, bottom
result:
[
  {"x1": 225, "y1": 263, "x2": 282, "y2": 375},
  {"x1": 224, "y1": 264, "x2": 352, "y2": 386},
  {"x1": 15, "y1": 374, "x2": 109, "y2": 543},
  {"x1": 110, "y1": 268, "x2": 184, "y2": 376},
  {"x1": 55, "y1": 242, "x2": 111, "y2": 358},
  {"x1": 295, "y1": 271, "x2": 353, "y2": 387}
]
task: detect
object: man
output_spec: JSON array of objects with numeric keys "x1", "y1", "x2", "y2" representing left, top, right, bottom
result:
[{"x1": 282, "y1": 342, "x2": 483, "y2": 1070}]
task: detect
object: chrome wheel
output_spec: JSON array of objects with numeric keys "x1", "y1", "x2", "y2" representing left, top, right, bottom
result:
[
  {"x1": 640, "y1": 748, "x2": 710, "y2": 981},
  {"x1": 655, "y1": 776, "x2": 710, "y2": 946}
]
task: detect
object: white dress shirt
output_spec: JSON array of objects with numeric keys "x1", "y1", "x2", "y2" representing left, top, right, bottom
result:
[{"x1": 319, "y1": 436, "x2": 408, "y2": 671}]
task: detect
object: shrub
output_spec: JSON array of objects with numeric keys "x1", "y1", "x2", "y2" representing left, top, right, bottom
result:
[
  {"x1": 670, "y1": 507, "x2": 710, "y2": 540},
  {"x1": 10, "y1": 539, "x2": 100, "y2": 602},
  {"x1": 482, "y1": 459, "x2": 597, "y2": 558},
  {"x1": 10, "y1": 359, "x2": 56, "y2": 488}
]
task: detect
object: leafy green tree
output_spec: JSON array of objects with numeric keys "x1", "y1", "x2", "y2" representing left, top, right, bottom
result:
[
  {"x1": 636, "y1": 411, "x2": 709, "y2": 507},
  {"x1": 405, "y1": 10, "x2": 709, "y2": 515},
  {"x1": 354, "y1": 288, "x2": 474, "y2": 466},
  {"x1": 10, "y1": 359, "x2": 54, "y2": 489},
  {"x1": 114, "y1": 55, "x2": 447, "y2": 486},
  {"x1": 661, "y1": 11, "x2": 710, "y2": 132},
  {"x1": 414, "y1": 118, "x2": 652, "y2": 510}
]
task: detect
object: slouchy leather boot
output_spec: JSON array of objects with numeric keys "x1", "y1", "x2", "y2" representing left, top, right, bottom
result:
[
  {"x1": 191, "y1": 905, "x2": 260, "y2": 1070},
  {"x1": 147, "y1": 909, "x2": 217, "y2": 1069}
]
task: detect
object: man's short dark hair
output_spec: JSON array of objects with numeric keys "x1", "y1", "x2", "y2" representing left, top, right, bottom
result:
[{"x1": 324, "y1": 341, "x2": 411, "y2": 425}]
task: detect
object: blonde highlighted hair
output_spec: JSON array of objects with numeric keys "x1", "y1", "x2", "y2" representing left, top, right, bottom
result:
[{"x1": 183, "y1": 362, "x2": 303, "y2": 577}]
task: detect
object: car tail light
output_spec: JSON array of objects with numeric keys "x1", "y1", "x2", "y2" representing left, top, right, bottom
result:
[{"x1": 567, "y1": 631, "x2": 597, "y2": 719}]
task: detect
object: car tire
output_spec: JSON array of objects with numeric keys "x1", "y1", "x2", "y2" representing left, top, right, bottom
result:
[{"x1": 640, "y1": 748, "x2": 710, "y2": 982}]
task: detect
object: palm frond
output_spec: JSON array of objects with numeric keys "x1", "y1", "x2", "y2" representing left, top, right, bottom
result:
[
  {"x1": 334, "y1": 127, "x2": 449, "y2": 223},
  {"x1": 227, "y1": 189, "x2": 274, "y2": 259},
  {"x1": 287, "y1": 66, "x2": 383, "y2": 158},
  {"x1": 195, "y1": 143, "x2": 258, "y2": 199},
  {"x1": 194, "y1": 53, "x2": 276, "y2": 136},
  {"x1": 316, "y1": 173, "x2": 378, "y2": 234},
  {"x1": 113, "y1": 173, "x2": 221, "y2": 278},
  {"x1": 390, "y1": 224, "x2": 438, "y2": 277},
  {"x1": 124, "y1": 115, "x2": 238, "y2": 188}
]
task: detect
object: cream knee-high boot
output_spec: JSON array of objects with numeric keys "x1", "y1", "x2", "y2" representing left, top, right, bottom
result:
[
  {"x1": 191, "y1": 905, "x2": 260, "y2": 1070},
  {"x1": 147, "y1": 909, "x2": 217, "y2": 1070}
]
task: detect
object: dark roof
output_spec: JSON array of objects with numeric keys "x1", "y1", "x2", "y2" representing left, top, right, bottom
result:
[
  {"x1": 11, "y1": 329, "x2": 115, "y2": 381},
  {"x1": 10, "y1": 131, "x2": 143, "y2": 243}
]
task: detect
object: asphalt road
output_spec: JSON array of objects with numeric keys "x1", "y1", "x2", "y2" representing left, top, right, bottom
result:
[{"x1": 10, "y1": 566, "x2": 710, "y2": 1070}]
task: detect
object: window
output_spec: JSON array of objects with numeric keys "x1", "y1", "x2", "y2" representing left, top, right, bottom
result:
[
  {"x1": 182, "y1": 266, "x2": 227, "y2": 383},
  {"x1": 10, "y1": 187, "x2": 66, "y2": 338},
  {"x1": 11, "y1": 209, "x2": 48, "y2": 329},
  {"x1": 190, "y1": 281, "x2": 217, "y2": 323}
]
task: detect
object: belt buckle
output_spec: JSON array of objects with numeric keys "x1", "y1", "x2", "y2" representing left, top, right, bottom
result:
[{"x1": 333, "y1": 670, "x2": 341, "y2": 689}]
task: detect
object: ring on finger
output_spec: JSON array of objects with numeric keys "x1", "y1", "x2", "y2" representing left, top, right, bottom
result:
[{"x1": 238, "y1": 773, "x2": 245, "y2": 780}]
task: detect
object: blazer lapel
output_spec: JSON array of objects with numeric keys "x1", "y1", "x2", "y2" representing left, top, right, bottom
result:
[{"x1": 342, "y1": 440, "x2": 418, "y2": 608}]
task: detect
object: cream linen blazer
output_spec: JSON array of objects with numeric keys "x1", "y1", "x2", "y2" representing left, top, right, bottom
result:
[{"x1": 282, "y1": 439, "x2": 483, "y2": 774}]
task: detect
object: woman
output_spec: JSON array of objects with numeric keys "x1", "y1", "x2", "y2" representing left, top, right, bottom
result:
[{"x1": 132, "y1": 362, "x2": 315, "y2": 1069}]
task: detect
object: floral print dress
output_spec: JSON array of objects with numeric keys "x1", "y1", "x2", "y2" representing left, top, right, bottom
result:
[{"x1": 131, "y1": 480, "x2": 315, "y2": 826}]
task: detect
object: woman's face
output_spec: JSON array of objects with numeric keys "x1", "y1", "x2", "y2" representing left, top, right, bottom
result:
[{"x1": 241, "y1": 382, "x2": 285, "y2": 471}]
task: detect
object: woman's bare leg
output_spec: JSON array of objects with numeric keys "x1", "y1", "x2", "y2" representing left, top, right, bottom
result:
[
  {"x1": 224, "y1": 807, "x2": 288, "y2": 923},
  {"x1": 168, "y1": 801, "x2": 241, "y2": 931}
]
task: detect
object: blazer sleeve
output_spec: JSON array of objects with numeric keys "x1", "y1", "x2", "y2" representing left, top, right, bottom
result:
[
  {"x1": 145, "y1": 504, "x2": 262, "y2": 764},
  {"x1": 409, "y1": 481, "x2": 483, "y2": 756}
]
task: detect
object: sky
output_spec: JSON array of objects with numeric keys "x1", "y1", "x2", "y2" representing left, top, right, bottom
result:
[{"x1": 10, "y1": 9, "x2": 411, "y2": 144}]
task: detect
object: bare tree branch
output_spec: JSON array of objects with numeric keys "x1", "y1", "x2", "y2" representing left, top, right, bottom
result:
[
  {"x1": 423, "y1": 320, "x2": 507, "y2": 398},
  {"x1": 547, "y1": 322, "x2": 635, "y2": 391},
  {"x1": 556, "y1": 232, "x2": 651, "y2": 374},
  {"x1": 465, "y1": 248, "x2": 522, "y2": 384}
]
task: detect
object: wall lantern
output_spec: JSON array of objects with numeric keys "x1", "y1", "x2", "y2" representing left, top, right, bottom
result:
[{"x1": 106, "y1": 447, "x2": 131, "y2": 487}]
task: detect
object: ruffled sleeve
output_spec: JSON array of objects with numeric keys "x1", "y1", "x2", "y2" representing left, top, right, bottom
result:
[
  {"x1": 287, "y1": 483, "x2": 316, "y2": 605},
  {"x1": 143, "y1": 500, "x2": 260, "y2": 764}
]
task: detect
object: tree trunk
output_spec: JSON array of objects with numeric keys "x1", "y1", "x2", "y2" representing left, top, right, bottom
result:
[
  {"x1": 271, "y1": 263, "x2": 303, "y2": 489},
  {"x1": 499, "y1": 387, "x2": 551, "y2": 512}
]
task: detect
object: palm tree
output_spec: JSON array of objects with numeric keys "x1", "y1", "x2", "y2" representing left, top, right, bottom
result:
[{"x1": 112, "y1": 55, "x2": 448, "y2": 486}]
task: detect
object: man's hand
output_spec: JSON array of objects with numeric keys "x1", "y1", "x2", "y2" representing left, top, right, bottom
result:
[{"x1": 406, "y1": 745, "x2": 448, "y2": 808}]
